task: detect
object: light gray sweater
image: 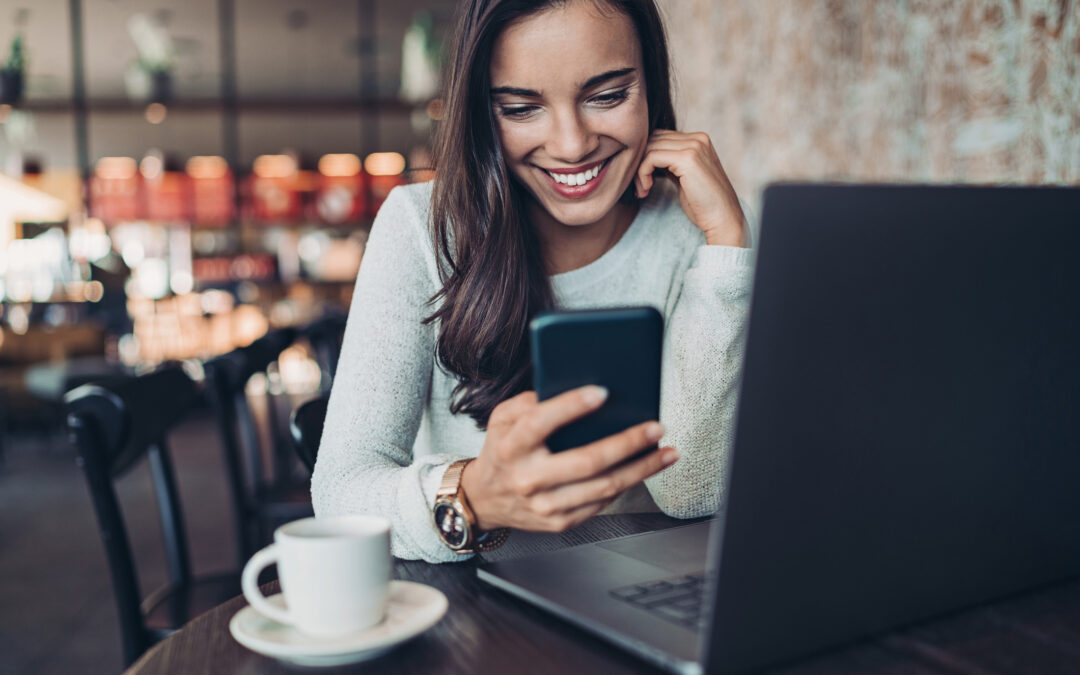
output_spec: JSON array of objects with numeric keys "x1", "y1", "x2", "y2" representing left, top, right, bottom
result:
[{"x1": 311, "y1": 180, "x2": 754, "y2": 562}]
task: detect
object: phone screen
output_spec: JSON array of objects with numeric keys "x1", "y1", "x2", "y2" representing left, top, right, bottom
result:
[{"x1": 530, "y1": 306, "x2": 663, "y2": 453}]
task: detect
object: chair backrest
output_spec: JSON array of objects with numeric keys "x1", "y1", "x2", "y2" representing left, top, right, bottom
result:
[
  {"x1": 289, "y1": 395, "x2": 328, "y2": 473},
  {"x1": 65, "y1": 364, "x2": 200, "y2": 667},
  {"x1": 302, "y1": 313, "x2": 346, "y2": 392},
  {"x1": 203, "y1": 327, "x2": 298, "y2": 561}
]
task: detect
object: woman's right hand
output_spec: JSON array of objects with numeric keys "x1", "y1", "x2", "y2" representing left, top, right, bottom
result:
[{"x1": 459, "y1": 385, "x2": 679, "y2": 533}]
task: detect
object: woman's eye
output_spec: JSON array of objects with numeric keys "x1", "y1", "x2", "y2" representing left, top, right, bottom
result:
[
  {"x1": 497, "y1": 105, "x2": 539, "y2": 120},
  {"x1": 590, "y1": 89, "x2": 629, "y2": 107}
]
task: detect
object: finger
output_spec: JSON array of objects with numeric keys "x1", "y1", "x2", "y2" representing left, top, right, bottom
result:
[
  {"x1": 636, "y1": 152, "x2": 660, "y2": 196},
  {"x1": 488, "y1": 390, "x2": 538, "y2": 432},
  {"x1": 541, "y1": 445, "x2": 679, "y2": 514},
  {"x1": 537, "y1": 497, "x2": 614, "y2": 534},
  {"x1": 637, "y1": 148, "x2": 700, "y2": 179},
  {"x1": 507, "y1": 384, "x2": 608, "y2": 448},
  {"x1": 537, "y1": 420, "x2": 666, "y2": 487}
]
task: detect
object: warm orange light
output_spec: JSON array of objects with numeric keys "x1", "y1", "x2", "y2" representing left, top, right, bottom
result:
[
  {"x1": 426, "y1": 98, "x2": 444, "y2": 121},
  {"x1": 186, "y1": 156, "x2": 229, "y2": 180},
  {"x1": 0, "y1": 104, "x2": 11, "y2": 124},
  {"x1": 363, "y1": 152, "x2": 406, "y2": 177},
  {"x1": 84, "y1": 281, "x2": 105, "y2": 303},
  {"x1": 139, "y1": 154, "x2": 164, "y2": 180},
  {"x1": 253, "y1": 154, "x2": 297, "y2": 179},
  {"x1": 318, "y1": 153, "x2": 361, "y2": 178},
  {"x1": 95, "y1": 157, "x2": 138, "y2": 180},
  {"x1": 145, "y1": 102, "x2": 168, "y2": 124}
]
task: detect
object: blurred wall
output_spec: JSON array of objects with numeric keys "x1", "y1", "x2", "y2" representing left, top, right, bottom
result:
[
  {"x1": 0, "y1": 0, "x2": 454, "y2": 171},
  {"x1": 659, "y1": 0, "x2": 1080, "y2": 211}
]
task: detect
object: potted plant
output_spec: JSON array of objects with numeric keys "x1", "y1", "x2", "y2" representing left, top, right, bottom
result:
[{"x1": 1, "y1": 34, "x2": 25, "y2": 105}]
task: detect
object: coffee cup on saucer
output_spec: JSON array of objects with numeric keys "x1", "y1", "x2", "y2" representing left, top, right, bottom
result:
[{"x1": 242, "y1": 515, "x2": 392, "y2": 637}]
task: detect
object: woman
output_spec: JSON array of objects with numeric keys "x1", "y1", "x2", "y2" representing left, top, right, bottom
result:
[{"x1": 312, "y1": 0, "x2": 753, "y2": 562}]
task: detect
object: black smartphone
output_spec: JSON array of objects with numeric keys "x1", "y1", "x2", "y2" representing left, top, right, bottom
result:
[{"x1": 530, "y1": 306, "x2": 663, "y2": 453}]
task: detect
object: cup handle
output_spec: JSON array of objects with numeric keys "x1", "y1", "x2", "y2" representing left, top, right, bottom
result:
[{"x1": 242, "y1": 544, "x2": 293, "y2": 626}]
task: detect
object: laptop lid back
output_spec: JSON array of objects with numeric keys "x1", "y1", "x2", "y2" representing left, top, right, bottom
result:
[{"x1": 704, "y1": 184, "x2": 1080, "y2": 673}]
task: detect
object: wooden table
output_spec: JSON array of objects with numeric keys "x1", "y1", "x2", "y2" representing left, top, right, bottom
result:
[{"x1": 126, "y1": 514, "x2": 1080, "y2": 674}]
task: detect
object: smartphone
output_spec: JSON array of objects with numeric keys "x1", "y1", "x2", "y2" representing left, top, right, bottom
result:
[{"x1": 530, "y1": 306, "x2": 663, "y2": 453}]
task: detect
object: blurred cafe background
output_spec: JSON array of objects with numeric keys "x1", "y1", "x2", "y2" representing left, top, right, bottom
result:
[{"x1": 0, "y1": 1, "x2": 1076, "y2": 673}]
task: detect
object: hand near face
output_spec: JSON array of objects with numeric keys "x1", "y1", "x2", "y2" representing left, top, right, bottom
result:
[
  {"x1": 635, "y1": 130, "x2": 746, "y2": 248},
  {"x1": 459, "y1": 387, "x2": 679, "y2": 533}
]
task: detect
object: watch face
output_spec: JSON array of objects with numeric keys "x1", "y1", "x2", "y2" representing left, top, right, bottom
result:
[{"x1": 434, "y1": 502, "x2": 468, "y2": 548}]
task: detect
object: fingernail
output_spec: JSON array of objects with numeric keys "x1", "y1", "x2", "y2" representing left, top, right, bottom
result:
[
  {"x1": 583, "y1": 386, "x2": 608, "y2": 406},
  {"x1": 662, "y1": 448, "x2": 680, "y2": 465},
  {"x1": 646, "y1": 422, "x2": 665, "y2": 442}
]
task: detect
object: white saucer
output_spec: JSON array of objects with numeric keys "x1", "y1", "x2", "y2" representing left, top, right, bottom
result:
[{"x1": 229, "y1": 580, "x2": 448, "y2": 667}]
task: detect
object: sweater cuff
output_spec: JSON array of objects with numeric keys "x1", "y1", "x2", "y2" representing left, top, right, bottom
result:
[
  {"x1": 389, "y1": 454, "x2": 475, "y2": 563},
  {"x1": 684, "y1": 244, "x2": 754, "y2": 300}
]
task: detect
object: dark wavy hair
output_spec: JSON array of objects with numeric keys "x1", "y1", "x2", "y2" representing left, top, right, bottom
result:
[{"x1": 426, "y1": 0, "x2": 676, "y2": 428}]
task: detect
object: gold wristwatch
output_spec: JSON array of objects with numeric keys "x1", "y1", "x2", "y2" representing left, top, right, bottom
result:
[{"x1": 433, "y1": 459, "x2": 510, "y2": 554}]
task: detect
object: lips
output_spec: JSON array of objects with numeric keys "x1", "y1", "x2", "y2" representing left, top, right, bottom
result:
[{"x1": 537, "y1": 157, "x2": 613, "y2": 198}]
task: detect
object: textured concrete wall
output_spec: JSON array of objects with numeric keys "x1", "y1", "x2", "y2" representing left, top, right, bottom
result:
[{"x1": 659, "y1": 0, "x2": 1080, "y2": 211}]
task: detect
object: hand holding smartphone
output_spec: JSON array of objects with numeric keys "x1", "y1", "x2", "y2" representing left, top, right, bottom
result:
[{"x1": 530, "y1": 306, "x2": 663, "y2": 454}]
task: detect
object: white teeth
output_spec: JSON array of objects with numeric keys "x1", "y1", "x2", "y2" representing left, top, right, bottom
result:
[{"x1": 547, "y1": 161, "x2": 604, "y2": 186}]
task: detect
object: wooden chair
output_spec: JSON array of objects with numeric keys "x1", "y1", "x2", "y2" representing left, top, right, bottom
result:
[
  {"x1": 289, "y1": 394, "x2": 329, "y2": 474},
  {"x1": 203, "y1": 327, "x2": 312, "y2": 565},
  {"x1": 65, "y1": 364, "x2": 240, "y2": 667}
]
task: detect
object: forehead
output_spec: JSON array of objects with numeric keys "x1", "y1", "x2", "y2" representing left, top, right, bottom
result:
[{"x1": 490, "y1": 1, "x2": 641, "y2": 90}]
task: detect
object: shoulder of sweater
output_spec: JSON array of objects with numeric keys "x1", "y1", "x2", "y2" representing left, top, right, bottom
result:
[
  {"x1": 379, "y1": 181, "x2": 434, "y2": 233},
  {"x1": 369, "y1": 181, "x2": 441, "y2": 285}
]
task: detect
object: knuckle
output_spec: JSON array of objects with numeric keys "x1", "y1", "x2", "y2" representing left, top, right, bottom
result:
[
  {"x1": 494, "y1": 439, "x2": 514, "y2": 461},
  {"x1": 530, "y1": 496, "x2": 556, "y2": 518},
  {"x1": 551, "y1": 515, "x2": 573, "y2": 533},
  {"x1": 518, "y1": 391, "x2": 539, "y2": 407},
  {"x1": 579, "y1": 452, "x2": 606, "y2": 476},
  {"x1": 524, "y1": 414, "x2": 546, "y2": 440},
  {"x1": 512, "y1": 474, "x2": 538, "y2": 497},
  {"x1": 601, "y1": 475, "x2": 621, "y2": 500}
]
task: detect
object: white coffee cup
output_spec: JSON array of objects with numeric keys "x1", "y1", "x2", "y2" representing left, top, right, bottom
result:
[{"x1": 241, "y1": 515, "x2": 392, "y2": 637}]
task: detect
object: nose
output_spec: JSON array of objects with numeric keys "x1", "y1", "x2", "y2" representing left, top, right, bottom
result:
[{"x1": 547, "y1": 108, "x2": 598, "y2": 164}]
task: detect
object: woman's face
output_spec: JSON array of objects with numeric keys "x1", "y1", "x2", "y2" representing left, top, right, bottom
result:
[{"x1": 489, "y1": 0, "x2": 649, "y2": 229}]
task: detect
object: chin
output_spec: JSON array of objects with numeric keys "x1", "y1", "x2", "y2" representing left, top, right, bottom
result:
[{"x1": 544, "y1": 201, "x2": 616, "y2": 227}]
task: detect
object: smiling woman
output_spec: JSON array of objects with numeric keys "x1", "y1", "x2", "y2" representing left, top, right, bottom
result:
[{"x1": 311, "y1": 0, "x2": 755, "y2": 563}]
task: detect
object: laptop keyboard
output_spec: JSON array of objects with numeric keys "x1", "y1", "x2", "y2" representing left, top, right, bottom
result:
[{"x1": 609, "y1": 572, "x2": 707, "y2": 630}]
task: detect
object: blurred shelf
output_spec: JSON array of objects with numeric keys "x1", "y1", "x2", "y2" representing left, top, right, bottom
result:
[{"x1": 16, "y1": 96, "x2": 422, "y2": 115}]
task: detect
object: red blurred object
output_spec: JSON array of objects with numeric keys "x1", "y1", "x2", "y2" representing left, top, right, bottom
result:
[
  {"x1": 249, "y1": 175, "x2": 302, "y2": 223},
  {"x1": 316, "y1": 173, "x2": 367, "y2": 225},
  {"x1": 367, "y1": 173, "x2": 406, "y2": 218},
  {"x1": 90, "y1": 167, "x2": 139, "y2": 224},
  {"x1": 143, "y1": 171, "x2": 187, "y2": 222},
  {"x1": 187, "y1": 159, "x2": 236, "y2": 226},
  {"x1": 192, "y1": 253, "x2": 277, "y2": 283}
]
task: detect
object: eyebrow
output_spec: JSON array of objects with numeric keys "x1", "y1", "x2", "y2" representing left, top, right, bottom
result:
[{"x1": 490, "y1": 67, "x2": 636, "y2": 97}]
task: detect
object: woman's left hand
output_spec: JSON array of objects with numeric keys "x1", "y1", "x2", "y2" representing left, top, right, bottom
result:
[{"x1": 635, "y1": 129, "x2": 746, "y2": 247}]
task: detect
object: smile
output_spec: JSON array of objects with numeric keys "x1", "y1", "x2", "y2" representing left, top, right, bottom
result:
[{"x1": 538, "y1": 157, "x2": 613, "y2": 198}]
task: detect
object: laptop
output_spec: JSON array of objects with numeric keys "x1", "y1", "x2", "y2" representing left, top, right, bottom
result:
[{"x1": 477, "y1": 183, "x2": 1080, "y2": 674}]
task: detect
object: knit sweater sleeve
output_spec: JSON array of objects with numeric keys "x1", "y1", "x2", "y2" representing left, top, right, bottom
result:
[
  {"x1": 310, "y1": 186, "x2": 470, "y2": 563},
  {"x1": 645, "y1": 222, "x2": 755, "y2": 518}
]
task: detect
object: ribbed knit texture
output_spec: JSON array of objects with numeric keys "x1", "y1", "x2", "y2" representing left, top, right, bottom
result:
[{"x1": 311, "y1": 180, "x2": 754, "y2": 562}]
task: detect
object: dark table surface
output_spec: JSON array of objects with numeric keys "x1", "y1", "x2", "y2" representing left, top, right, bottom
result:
[{"x1": 126, "y1": 513, "x2": 1080, "y2": 675}]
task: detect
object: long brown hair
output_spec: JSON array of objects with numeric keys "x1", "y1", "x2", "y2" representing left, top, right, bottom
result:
[{"x1": 426, "y1": 0, "x2": 676, "y2": 428}]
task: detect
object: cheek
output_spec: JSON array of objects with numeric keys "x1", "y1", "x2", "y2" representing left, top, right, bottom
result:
[
  {"x1": 601, "y1": 100, "x2": 650, "y2": 152},
  {"x1": 496, "y1": 121, "x2": 545, "y2": 163}
]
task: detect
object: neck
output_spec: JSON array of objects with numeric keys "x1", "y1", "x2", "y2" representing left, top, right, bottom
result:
[{"x1": 530, "y1": 199, "x2": 639, "y2": 276}]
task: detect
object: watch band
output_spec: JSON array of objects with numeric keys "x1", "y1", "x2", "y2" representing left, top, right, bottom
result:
[
  {"x1": 437, "y1": 459, "x2": 469, "y2": 499},
  {"x1": 434, "y1": 459, "x2": 509, "y2": 554}
]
